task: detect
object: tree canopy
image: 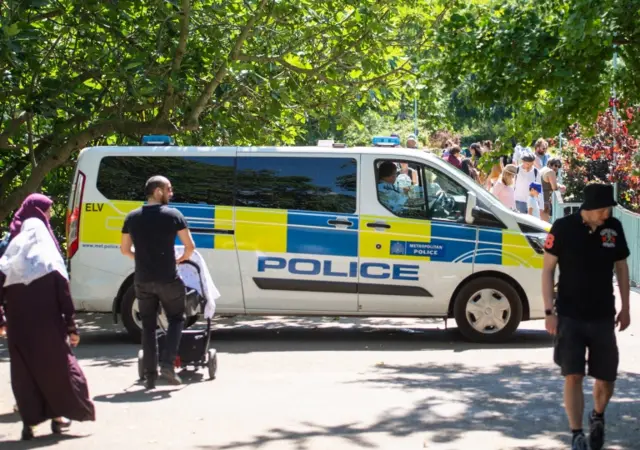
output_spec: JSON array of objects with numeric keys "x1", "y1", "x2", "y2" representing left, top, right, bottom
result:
[
  {"x1": 0, "y1": 0, "x2": 450, "y2": 221},
  {"x1": 435, "y1": 0, "x2": 640, "y2": 144}
]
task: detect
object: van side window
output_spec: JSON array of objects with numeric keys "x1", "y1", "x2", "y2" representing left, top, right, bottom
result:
[
  {"x1": 236, "y1": 156, "x2": 357, "y2": 213},
  {"x1": 375, "y1": 160, "x2": 427, "y2": 219},
  {"x1": 96, "y1": 156, "x2": 235, "y2": 205},
  {"x1": 423, "y1": 166, "x2": 468, "y2": 222}
]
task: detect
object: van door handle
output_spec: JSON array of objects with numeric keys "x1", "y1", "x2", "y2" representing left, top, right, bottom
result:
[
  {"x1": 328, "y1": 219, "x2": 353, "y2": 227},
  {"x1": 366, "y1": 221, "x2": 391, "y2": 229}
]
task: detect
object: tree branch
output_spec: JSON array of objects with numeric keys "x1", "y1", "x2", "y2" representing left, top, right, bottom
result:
[
  {"x1": 158, "y1": 0, "x2": 191, "y2": 120},
  {"x1": 237, "y1": 54, "x2": 332, "y2": 82},
  {"x1": 185, "y1": 0, "x2": 270, "y2": 130},
  {"x1": 0, "y1": 118, "x2": 178, "y2": 221},
  {"x1": 27, "y1": 116, "x2": 36, "y2": 168},
  {"x1": 0, "y1": 112, "x2": 30, "y2": 148},
  {"x1": 31, "y1": 9, "x2": 66, "y2": 22}
]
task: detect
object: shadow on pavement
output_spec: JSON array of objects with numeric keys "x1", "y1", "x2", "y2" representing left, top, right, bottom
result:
[
  {"x1": 0, "y1": 412, "x2": 20, "y2": 424},
  {"x1": 199, "y1": 362, "x2": 640, "y2": 450},
  {"x1": 93, "y1": 385, "x2": 184, "y2": 403},
  {"x1": 207, "y1": 325, "x2": 553, "y2": 354},
  {"x1": 0, "y1": 314, "x2": 554, "y2": 365},
  {"x1": 0, "y1": 433, "x2": 86, "y2": 449}
]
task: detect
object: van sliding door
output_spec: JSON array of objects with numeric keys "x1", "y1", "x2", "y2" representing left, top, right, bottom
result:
[{"x1": 235, "y1": 151, "x2": 359, "y2": 313}]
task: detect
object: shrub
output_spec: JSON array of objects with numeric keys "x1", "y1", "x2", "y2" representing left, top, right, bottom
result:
[{"x1": 561, "y1": 101, "x2": 640, "y2": 212}]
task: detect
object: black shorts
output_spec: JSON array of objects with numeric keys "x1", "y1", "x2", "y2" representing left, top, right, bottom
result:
[{"x1": 553, "y1": 315, "x2": 619, "y2": 382}]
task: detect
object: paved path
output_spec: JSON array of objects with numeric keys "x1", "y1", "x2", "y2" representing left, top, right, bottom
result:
[{"x1": 1, "y1": 294, "x2": 639, "y2": 449}]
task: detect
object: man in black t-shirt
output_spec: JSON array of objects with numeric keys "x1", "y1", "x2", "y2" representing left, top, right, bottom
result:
[
  {"x1": 542, "y1": 183, "x2": 631, "y2": 450},
  {"x1": 120, "y1": 175, "x2": 195, "y2": 389}
]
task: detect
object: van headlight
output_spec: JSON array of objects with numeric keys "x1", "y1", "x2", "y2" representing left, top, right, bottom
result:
[{"x1": 525, "y1": 232, "x2": 548, "y2": 255}]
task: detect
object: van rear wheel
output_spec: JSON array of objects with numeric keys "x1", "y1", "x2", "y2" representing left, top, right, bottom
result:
[
  {"x1": 453, "y1": 277, "x2": 523, "y2": 343},
  {"x1": 121, "y1": 285, "x2": 198, "y2": 343}
]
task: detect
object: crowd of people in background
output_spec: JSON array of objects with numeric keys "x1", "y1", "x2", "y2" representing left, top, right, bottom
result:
[{"x1": 435, "y1": 137, "x2": 566, "y2": 223}]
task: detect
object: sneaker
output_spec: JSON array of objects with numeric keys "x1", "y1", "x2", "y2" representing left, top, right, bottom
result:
[
  {"x1": 572, "y1": 432, "x2": 587, "y2": 450},
  {"x1": 160, "y1": 367, "x2": 182, "y2": 385},
  {"x1": 589, "y1": 411, "x2": 605, "y2": 450}
]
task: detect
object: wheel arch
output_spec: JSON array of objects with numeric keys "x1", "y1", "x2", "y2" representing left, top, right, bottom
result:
[
  {"x1": 447, "y1": 270, "x2": 530, "y2": 321},
  {"x1": 113, "y1": 273, "x2": 135, "y2": 319}
]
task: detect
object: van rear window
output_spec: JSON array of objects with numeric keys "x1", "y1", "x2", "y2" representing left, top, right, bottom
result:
[
  {"x1": 236, "y1": 156, "x2": 357, "y2": 213},
  {"x1": 96, "y1": 156, "x2": 235, "y2": 205}
]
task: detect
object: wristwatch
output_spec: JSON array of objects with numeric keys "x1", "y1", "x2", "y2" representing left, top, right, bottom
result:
[{"x1": 544, "y1": 308, "x2": 554, "y2": 316}]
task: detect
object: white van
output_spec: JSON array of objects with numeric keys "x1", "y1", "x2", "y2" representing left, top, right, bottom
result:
[{"x1": 66, "y1": 141, "x2": 551, "y2": 343}]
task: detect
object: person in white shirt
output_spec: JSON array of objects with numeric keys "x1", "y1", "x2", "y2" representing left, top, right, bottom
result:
[{"x1": 513, "y1": 151, "x2": 542, "y2": 213}]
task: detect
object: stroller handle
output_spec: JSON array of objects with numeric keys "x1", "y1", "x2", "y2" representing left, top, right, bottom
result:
[{"x1": 179, "y1": 259, "x2": 202, "y2": 274}]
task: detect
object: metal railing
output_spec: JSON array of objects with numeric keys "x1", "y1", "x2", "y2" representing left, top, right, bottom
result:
[
  {"x1": 551, "y1": 185, "x2": 640, "y2": 286},
  {"x1": 550, "y1": 191, "x2": 581, "y2": 223},
  {"x1": 613, "y1": 206, "x2": 640, "y2": 286}
]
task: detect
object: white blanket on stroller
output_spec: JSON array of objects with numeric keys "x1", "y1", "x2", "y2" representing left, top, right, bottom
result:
[{"x1": 175, "y1": 247, "x2": 220, "y2": 319}]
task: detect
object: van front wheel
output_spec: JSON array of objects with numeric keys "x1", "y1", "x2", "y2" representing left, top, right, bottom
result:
[
  {"x1": 453, "y1": 277, "x2": 523, "y2": 343},
  {"x1": 120, "y1": 285, "x2": 198, "y2": 343}
]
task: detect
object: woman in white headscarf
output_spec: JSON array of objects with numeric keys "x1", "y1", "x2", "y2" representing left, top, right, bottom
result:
[{"x1": 0, "y1": 215, "x2": 95, "y2": 440}]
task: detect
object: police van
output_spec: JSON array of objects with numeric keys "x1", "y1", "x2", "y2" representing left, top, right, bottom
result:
[{"x1": 66, "y1": 136, "x2": 551, "y2": 343}]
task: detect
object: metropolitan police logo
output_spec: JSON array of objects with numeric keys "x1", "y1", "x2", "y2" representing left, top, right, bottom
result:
[
  {"x1": 600, "y1": 228, "x2": 617, "y2": 248},
  {"x1": 390, "y1": 241, "x2": 406, "y2": 255}
]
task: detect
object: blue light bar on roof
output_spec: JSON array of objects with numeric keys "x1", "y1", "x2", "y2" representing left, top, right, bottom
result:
[
  {"x1": 141, "y1": 135, "x2": 175, "y2": 146},
  {"x1": 372, "y1": 136, "x2": 400, "y2": 147}
]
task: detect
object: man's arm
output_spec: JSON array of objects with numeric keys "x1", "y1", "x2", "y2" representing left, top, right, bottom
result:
[
  {"x1": 613, "y1": 220, "x2": 631, "y2": 331},
  {"x1": 542, "y1": 223, "x2": 561, "y2": 335},
  {"x1": 615, "y1": 259, "x2": 630, "y2": 311},
  {"x1": 615, "y1": 259, "x2": 631, "y2": 331},
  {"x1": 542, "y1": 252, "x2": 559, "y2": 334},
  {"x1": 542, "y1": 252, "x2": 558, "y2": 312},
  {"x1": 120, "y1": 233, "x2": 135, "y2": 260},
  {"x1": 176, "y1": 228, "x2": 196, "y2": 263},
  {"x1": 547, "y1": 171, "x2": 558, "y2": 191}
]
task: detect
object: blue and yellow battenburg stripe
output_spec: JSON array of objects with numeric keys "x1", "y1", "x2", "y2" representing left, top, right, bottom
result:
[
  {"x1": 170, "y1": 203, "x2": 234, "y2": 250},
  {"x1": 80, "y1": 201, "x2": 542, "y2": 269},
  {"x1": 235, "y1": 208, "x2": 358, "y2": 257},
  {"x1": 359, "y1": 215, "x2": 542, "y2": 269},
  {"x1": 80, "y1": 201, "x2": 234, "y2": 250}
]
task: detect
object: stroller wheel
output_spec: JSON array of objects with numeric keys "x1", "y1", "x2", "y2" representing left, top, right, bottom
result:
[
  {"x1": 207, "y1": 349, "x2": 217, "y2": 380},
  {"x1": 137, "y1": 350, "x2": 144, "y2": 381}
]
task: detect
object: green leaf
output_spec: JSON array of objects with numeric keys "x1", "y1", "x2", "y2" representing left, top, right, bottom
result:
[{"x1": 4, "y1": 23, "x2": 20, "y2": 37}]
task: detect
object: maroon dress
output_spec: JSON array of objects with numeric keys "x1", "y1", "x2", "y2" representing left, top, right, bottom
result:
[{"x1": 0, "y1": 271, "x2": 95, "y2": 426}]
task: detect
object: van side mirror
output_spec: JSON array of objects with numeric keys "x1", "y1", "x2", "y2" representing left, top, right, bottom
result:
[{"x1": 465, "y1": 191, "x2": 477, "y2": 224}]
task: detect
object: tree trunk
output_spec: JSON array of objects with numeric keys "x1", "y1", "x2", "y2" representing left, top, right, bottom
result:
[{"x1": 0, "y1": 119, "x2": 176, "y2": 223}]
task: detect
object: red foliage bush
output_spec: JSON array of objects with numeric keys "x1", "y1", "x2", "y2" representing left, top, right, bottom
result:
[{"x1": 561, "y1": 100, "x2": 640, "y2": 212}]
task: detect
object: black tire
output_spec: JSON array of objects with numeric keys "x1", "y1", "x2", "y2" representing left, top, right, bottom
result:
[
  {"x1": 453, "y1": 277, "x2": 523, "y2": 343},
  {"x1": 121, "y1": 285, "x2": 142, "y2": 343},
  {"x1": 207, "y1": 349, "x2": 217, "y2": 380},
  {"x1": 120, "y1": 284, "x2": 199, "y2": 343}
]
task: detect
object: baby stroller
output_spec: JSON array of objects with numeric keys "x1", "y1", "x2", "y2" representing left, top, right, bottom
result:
[{"x1": 137, "y1": 260, "x2": 218, "y2": 381}]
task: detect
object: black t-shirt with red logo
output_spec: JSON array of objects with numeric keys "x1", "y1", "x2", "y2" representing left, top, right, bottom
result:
[{"x1": 544, "y1": 212, "x2": 630, "y2": 320}]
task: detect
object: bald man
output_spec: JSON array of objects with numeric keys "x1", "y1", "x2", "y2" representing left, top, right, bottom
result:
[{"x1": 120, "y1": 175, "x2": 195, "y2": 389}]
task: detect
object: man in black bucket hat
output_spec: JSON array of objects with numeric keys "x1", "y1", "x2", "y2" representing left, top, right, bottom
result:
[{"x1": 541, "y1": 183, "x2": 631, "y2": 450}]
